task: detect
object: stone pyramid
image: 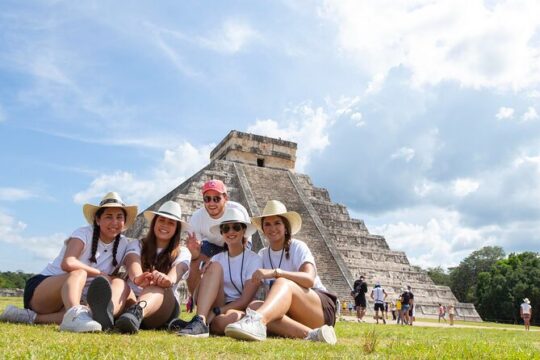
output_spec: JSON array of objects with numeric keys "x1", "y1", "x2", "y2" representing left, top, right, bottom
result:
[{"x1": 125, "y1": 130, "x2": 481, "y2": 321}]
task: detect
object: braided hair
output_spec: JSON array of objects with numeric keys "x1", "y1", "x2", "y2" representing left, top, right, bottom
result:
[
  {"x1": 89, "y1": 207, "x2": 126, "y2": 267},
  {"x1": 141, "y1": 216, "x2": 182, "y2": 273},
  {"x1": 262, "y1": 215, "x2": 292, "y2": 259}
]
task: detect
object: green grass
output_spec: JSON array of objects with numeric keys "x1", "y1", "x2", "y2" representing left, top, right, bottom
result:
[{"x1": 1, "y1": 297, "x2": 540, "y2": 359}]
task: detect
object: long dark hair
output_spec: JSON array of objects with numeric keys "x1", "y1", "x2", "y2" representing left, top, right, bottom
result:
[
  {"x1": 140, "y1": 215, "x2": 182, "y2": 273},
  {"x1": 262, "y1": 215, "x2": 292, "y2": 259},
  {"x1": 89, "y1": 207, "x2": 125, "y2": 267}
]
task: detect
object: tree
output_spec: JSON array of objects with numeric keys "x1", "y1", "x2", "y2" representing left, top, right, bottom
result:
[
  {"x1": 427, "y1": 266, "x2": 451, "y2": 286},
  {"x1": 449, "y1": 246, "x2": 505, "y2": 303}
]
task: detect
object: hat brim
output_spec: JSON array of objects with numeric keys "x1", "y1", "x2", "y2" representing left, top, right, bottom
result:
[
  {"x1": 251, "y1": 211, "x2": 302, "y2": 235},
  {"x1": 143, "y1": 210, "x2": 191, "y2": 233},
  {"x1": 210, "y1": 220, "x2": 257, "y2": 238},
  {"x1": 83, "y1": 203, "x2": 138, "y2": 231}
]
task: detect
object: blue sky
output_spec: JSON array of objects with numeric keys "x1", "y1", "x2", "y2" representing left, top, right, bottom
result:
[{"x1": 1, "y1": 0, "x2": 540, "y2": 273}]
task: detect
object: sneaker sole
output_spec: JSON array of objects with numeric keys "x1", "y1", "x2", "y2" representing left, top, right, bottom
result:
[
  {"x1": 87, "y1": 277, "x2": 114, "y2": 331},
  {"x1": 114, "y1": 313, "x2": 139, "y2": 334},
  {"x1": 177, "y1": 332, "x2": 209, "y2": 338},
  {"x1": 318, "y1": 325, "x2": 337, "y2": 345},
  {"x1": 224, "y1": 326, "x2": 266, "y2": 341},
  {"x1": 60, "y1": 324, "x2": 102, "y2": 333}
]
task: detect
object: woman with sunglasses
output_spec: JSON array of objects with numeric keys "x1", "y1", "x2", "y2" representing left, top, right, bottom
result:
[
  {"x1": 224, "y1": 200, "x2": 337, "y2": 344},
  {"x1": 111, "y1": 201, "x2": 191, "y2": 333},
  {"x1": 176, "y1": 207, "x2": 261, "y2": 337}
]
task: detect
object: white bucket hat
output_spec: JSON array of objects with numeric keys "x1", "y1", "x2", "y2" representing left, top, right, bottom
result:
[
  {"x1": 251, "y1": 200, "x2": 302, "y2": 235},
  {"x1": 210, "y1": 208, "x2": 257, "y2": 237},
  {"x1": 524, "y1": 298, "x2": 530, "y2": 304},
  {"x1": 144, "y1": 200, "x2": 191, "y2": 232},
  {"x1": 83, "y1": 192, "x2": 138, "y2": 231}
]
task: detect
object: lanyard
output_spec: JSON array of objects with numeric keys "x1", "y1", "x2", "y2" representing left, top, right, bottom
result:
[
  {"x1": 227, "y1": 249, "x2": 245, "y2": 296},
  {"x1": 268, "y1": 248, "x2": 284, "y2": 269}
]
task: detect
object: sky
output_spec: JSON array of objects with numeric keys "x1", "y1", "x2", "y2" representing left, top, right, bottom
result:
[{"x1": 1, "y1": 0, "x2": 540, "y2": 274}]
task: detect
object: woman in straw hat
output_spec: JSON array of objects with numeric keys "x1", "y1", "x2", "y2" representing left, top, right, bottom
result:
[
  {"x1": 111, "y1": 200, "x2": 191, "y2": 333},
  {"x1": 0, "y1": 192, "x2": 137, "y2": 333},
  {"x1": 224, "y1": 200, "x2": 337, "y2": 345},
  {"x1": 520, "y1": 298, "x2": 532, "y2": 331},
  {"x1": 175, "y1": 207, "x2": 262, "y2": 338}
]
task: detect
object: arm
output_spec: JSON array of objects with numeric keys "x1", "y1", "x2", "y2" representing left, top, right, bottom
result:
[
  {"x1": 152, "y1": 262, "x2": 189, "y2": 288},
  {"x1": 370, "y1": 290, "x2": 374, "y2": 300},
  {"x1": 61, "y1": 238, "x2": 102, "y2": 276},
  {"x1": 251, "y1": 262, "x2": 317, "y2": 289},
  {"x1": 124, "y1": 252, "x2": 153, "y2": 287}
]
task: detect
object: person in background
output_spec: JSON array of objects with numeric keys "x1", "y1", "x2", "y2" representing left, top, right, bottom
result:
[
  {"x1": 370, "y1": 282, "x2": 388, "y2": 324},
  {"x1": 438, "y1": 303, "x2": 447, "y2": 323},
  {"x1": 448, "y1": 303, "x2": 456, "y2": 326},
  {"x1": 0, "y1": 192, "x2": 136, "y2": 332},
  {"x1": 520, "y1": 298, "x2": 532, "y2": 331},
  {"x1": 352, "y1": 275, "x2": 368, "y2": 323}
]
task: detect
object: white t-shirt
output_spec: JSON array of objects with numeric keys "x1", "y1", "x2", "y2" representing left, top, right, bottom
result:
[
  {"x1": 124, "y1": 239, "x2": 191, "y2": 301},
  {"x1": 211, "y1": 249, "x2": 261, "y2": 303},
  {"x1": 521, "y1": 303, "x2": 532, "y2": 314},
  {"x1": 41, "y1": 226, "x2": 130, "y2": 294},
  {"x1": 189, "y1": 201, "x2": 251, "y2": 247},
  {"x1": 258, "y1": 238, "x2": 326, "y2": 291},
  {"x1": 372, "y1": 287, "x2": 385, "y2": 303}
]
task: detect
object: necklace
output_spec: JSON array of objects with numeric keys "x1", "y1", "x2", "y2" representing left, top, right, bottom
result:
[
  {"x1": 268, "y1": 247, "x2": 284, "y2": 269},
  {"x1": 228, "y1": 248, "x2": 245, "y2": 296}
]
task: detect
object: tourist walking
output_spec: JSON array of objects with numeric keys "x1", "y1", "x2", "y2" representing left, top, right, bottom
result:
[
  {"x1": 520, "y1": 298, "x2": 532, "y2": 331},
  {"x1": 438, "y1": 303, "x2": 447, "y2": 323},
  {"x1": 448, "y1": 303, "x2": 456, "y2": 325},
  {"x1": 370, "y1": 283, "x2": 388, "y2": 324},
  {"x1": 352, "y1": 275, "x2": 368, "y2": 322}
]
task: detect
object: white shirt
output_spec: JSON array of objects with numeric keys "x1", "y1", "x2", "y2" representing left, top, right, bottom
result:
[
  {"x1": 41, "y1": 226, "x2": 130, "y2": 294},
  {"x1": 211, "y1": 249, "x2": 261, "y2": 303},
  {"x1": 521, "y1": 303, "x2": 532, "y2": 314},
  {"x1": 189, "y1": 201, "x2": 251, "y2": 247},
  {"x1": 124, "y1": 239, "x2": 191, "y2": 301},
  {"x1": 372, "y1": 287, "x2": 386, "y2": 303},
  {"x1": 258, "y1": 238, "x2": 326, "y2": 291}
]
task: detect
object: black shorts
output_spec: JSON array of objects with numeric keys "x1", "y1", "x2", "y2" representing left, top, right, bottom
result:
[
  {"x1": 313, "y1": 288, "x2": 337, "y2": 326},
  {"x1": 141, "y1": 298, "x2": 180, "y2": 330},
  {"x1": 355, "y1": 295, "x2": 366, "y2": 308},
  {"x1": 374, "y1": 302, "x2": 384, "y2": 312},
  {"x1": 23, "y1": 274, "x2": 51, "y2": 310}
]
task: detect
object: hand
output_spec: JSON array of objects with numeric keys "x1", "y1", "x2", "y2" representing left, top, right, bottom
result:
[
  {"x1": 134, "y1": 272, "x2": 153, "y2": 287},
  {"x1": 186, "y1": 232, "x2": 201, "y2": 260},
  {"x1": 151, "y1": 270, "x2": 172, "y2": 288},
  {"x1": 251, "y1": 268, "x2": 275, "y2": 284}
]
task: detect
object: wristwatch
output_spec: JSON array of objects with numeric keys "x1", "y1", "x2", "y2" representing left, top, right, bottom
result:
[
  {"x1": 212, "y1": 306, "x2": 221, "y2": 316},
  {"x1": 274, "y1": 268, "x2": 282, "y2": 278}
]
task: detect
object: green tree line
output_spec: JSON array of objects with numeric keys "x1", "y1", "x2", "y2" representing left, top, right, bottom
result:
[
  {"x1": 0, "y1": 271, "x2": 34, "y2": 289},
  {"x1": 427, "y1": 246, "x2": 539, "y2": 325}
]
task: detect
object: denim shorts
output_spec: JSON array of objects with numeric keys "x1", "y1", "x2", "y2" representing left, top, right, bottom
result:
[
  {"x1": 200, "y1": 241, "x2": 225, "y2": 258},
  {"x1": 23, "y1": 274, "x2": 51, "y2": 309}
]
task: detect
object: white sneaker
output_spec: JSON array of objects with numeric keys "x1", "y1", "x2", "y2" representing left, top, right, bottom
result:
[
  {"x1": 306, "y1": 325, "x2": 337, "y2": 345},
  {"x1": 0, "y1": 305, "x2": 36, "y2": 324},
  {"x1": 224, "y1": 308, "x2": 267, "y2": 341},
  {"x1": 60, "y1": 305, "x2": 102, "y2": 333}
]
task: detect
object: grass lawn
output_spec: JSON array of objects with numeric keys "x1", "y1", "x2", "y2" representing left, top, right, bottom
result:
[{"x1": 1, "y1": 297, "x2": 539, "y2": 359}]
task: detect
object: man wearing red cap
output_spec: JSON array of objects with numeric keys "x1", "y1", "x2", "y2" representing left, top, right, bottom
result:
[{"x1": 185, "y1": 179, "x2": 251, "y2": 294}]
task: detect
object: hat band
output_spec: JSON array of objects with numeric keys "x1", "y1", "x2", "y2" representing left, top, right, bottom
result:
[
  {"x1": 100, "y1": 198, "x2": 125, "y2": 206},
  {"x1": 158, "y1": 211, "x2": 181, "y2": 221}
]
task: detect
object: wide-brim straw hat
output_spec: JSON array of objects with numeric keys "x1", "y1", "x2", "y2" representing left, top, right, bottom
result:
[
  {"x1": 524, "y1": 298, "x2": 530, "y2": 304},
  {"x1": 82, "y1": 192, "x2": 138, "y2": 231},
  {"x1": 210, "y1": 208, "x2": 257, "y2": 238},
  {"x1": 144, "y1": 200, "x2": 191, "y2": 233},
  {"x1": 251, "y1": 200, "x2": 302, "y2": 235}
]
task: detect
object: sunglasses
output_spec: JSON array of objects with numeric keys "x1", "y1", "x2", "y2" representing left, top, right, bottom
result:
[
  {"x1": 220, "y1": 223, "x2": 245, "y2": 233},
  {"x1": 203, "y1": 195, "x2": 222, "y2": 203}
]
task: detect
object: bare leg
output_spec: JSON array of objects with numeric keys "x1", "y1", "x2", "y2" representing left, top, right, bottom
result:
[
  {"x1": 248, "y1": 300, "x2": 311, "y2": 338},
  {"x1": 194, "y1": 262, "x2": 225, "y2": 322},
  {"x1": 211, "y1": 309, "x2": 245, "y2": 335},
  {"x1": 139, "y1": 287, "x2": 177, "y2": 329},
  {"x1": 110, "y1": 277, "x2": 131, "y2": 317},
  {"x1": 186, "y1": 254, "x2": 210, "y2": 295}
]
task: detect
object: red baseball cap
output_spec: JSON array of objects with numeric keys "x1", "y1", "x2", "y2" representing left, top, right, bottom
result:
[{"x1": 201, "y1": 179, "x2": 227, "y2": 194}]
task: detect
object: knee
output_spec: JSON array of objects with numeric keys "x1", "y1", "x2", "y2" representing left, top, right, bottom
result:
[
  {"x1": 248, "y1": 300, "x2": 264, "y2": 311},
  {"x1": 204, "y1": 262, "x2": 223, "y2": 278},
  {"x1": 69, "y1": 269, "x2": 87, "y2": 282}
]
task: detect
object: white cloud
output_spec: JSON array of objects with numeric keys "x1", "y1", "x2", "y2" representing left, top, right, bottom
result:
[
  {"x1": 351, "y1": 112, "x2": 365, "y2": 127},
  {"x1": 452, "y1": 178, "x2": 480, "y2": 197},
  {"x1": 321, "y1": 0, "x2": 540, "y2": 90},
  {"x1": 74, "y1": 141, "x2": 212, "y2": 207},
  {"x1": 522, "y1": 106, "x2": 538, "y2": 122},
  {"x1": 198, "y1": 19, "x2": 260, "y2": 54},
  {"x1": 0, "y1": 188, "x2": 36, "y2": 201},
  {"x1": 496, "y1": 106, "x2": 514, "y2": 120},
  {"x1": 391, "y1": 147, "x2": 415, "y2": 162},
  {"x1": 247, "y1": 101, "x2": 334, "y2": 172}
]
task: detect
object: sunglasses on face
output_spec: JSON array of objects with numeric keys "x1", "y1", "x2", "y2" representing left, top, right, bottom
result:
[
  {"x1": 203, "y1": 195, "x2": 222, "y2": 203},
  {"x1": 220, "y1": 223, "x2": 245, "y2": 233}
]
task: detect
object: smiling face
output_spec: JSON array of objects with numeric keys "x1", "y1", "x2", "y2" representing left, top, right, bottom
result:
[
  {"x1": 203, "y1": 190, "x2": 228, "y2": 219},
  {"x1": 220, "y1": 222, "x2": 246, "y2": 249},
  {"x1": 262, "y1": 215, "x2": 287, "y2": 248},
  {"x1": 96, "y1": 207, "x2": 126, "y2": 243},
  {"x1": 153, "y1": 215, "x2": 178, "y2": 244}
]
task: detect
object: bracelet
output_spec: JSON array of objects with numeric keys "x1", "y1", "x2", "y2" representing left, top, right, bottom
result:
[{"x1": 274, "y1": 268, "x2": 282, "y2": 278}]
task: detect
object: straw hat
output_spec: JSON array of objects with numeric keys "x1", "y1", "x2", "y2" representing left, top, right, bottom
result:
[
  {"x1": 82, "y1": 192, "x2": 138, "y2": 230},
  {"x1": 210, "y1": 208, "x2": 257, "y2": 237},
  {"x1": 144, "y1": 200, "x2": 191, "y2": 232},
  {"x1": 251, "y1": 200, "x2": 302, "y2": 235},
  {"x1": 524, "y1": 298, "x2": 530, "y2": 304}
]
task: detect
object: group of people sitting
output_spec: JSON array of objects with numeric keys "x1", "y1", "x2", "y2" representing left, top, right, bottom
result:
[{"x1": 0, "y1": 180, "x2": 337, "y2": 345}]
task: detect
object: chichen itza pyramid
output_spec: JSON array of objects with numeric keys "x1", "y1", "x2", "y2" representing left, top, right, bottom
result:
[{"x1": 125, "y1": 130, "x2": 481, "y2": 321}]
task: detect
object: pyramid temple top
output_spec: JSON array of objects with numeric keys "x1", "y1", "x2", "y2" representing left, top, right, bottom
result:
[{"x1": 210, "y1": 130, "x2": 297, "y2": 170}]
